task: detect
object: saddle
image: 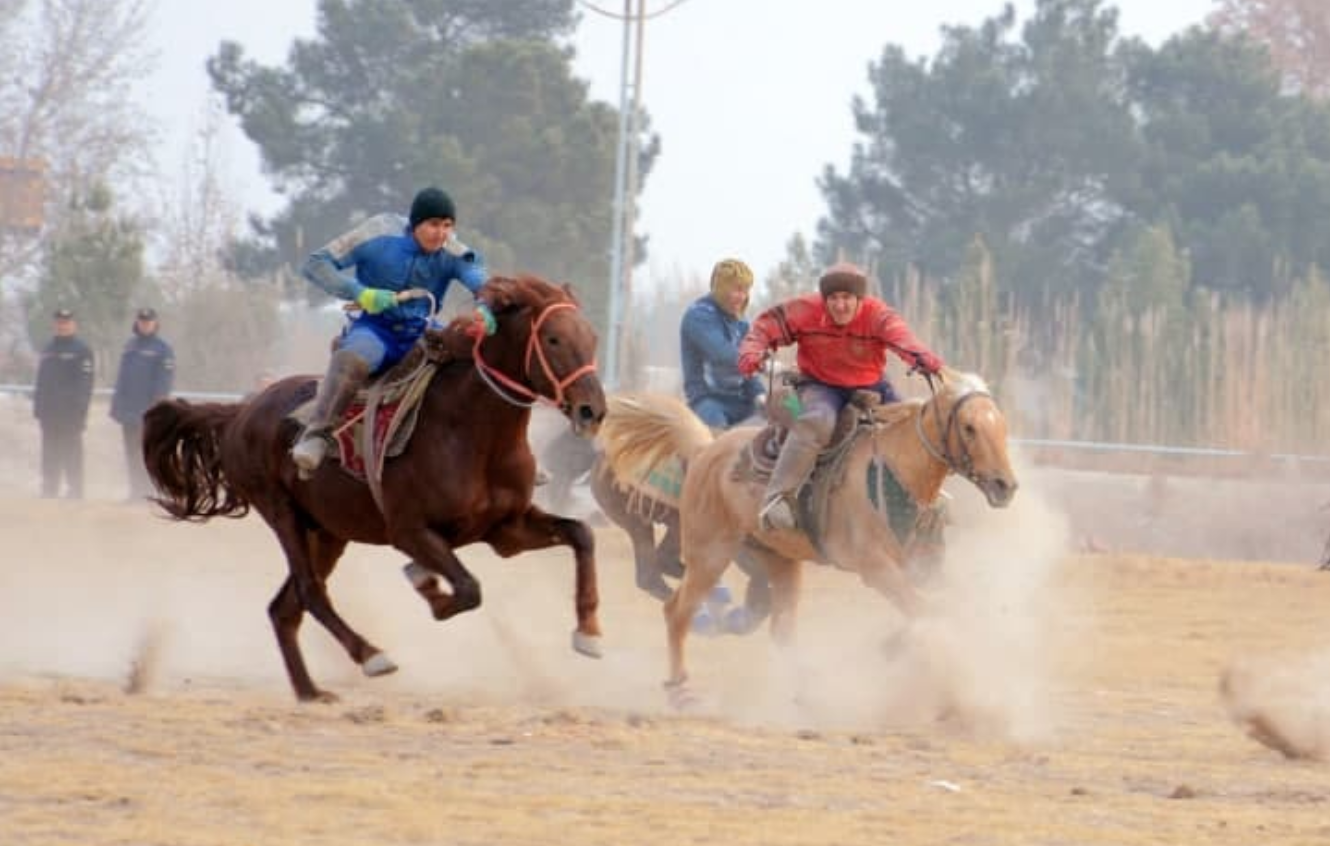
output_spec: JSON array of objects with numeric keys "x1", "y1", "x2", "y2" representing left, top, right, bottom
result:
[
  {"x1": 733, "y1": 378, "x2": 944, "y2": 562},
  {"x1": 291, "y1": 322, "x2": 472, "y2": 482}
]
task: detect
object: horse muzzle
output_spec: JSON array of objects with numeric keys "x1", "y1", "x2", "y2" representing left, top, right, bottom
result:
[
  {"x1": 978, "y1": 474, "x2": 1018, "y2": 508},
  {"x1": 561, "y1": 379, "x2": 606, "y2": 438}
]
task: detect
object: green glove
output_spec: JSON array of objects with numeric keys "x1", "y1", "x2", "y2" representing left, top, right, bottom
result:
[
  {"x1": 474, "y1": 303, "x2": 497, "y2": 336},
  {"x1": 355, "y1": 288, "x2": 397, "y2": 314}
]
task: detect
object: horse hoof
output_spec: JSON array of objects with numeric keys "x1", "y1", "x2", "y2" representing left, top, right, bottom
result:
[
  {"x1": 363, "y1": 652, "x2": 399, "y2": 677},
  {"x1": 403, "y1": 561, "x2": 435, "y2": 589},
  {"x1": 691, "y1": 607, "x2": 721, "y2": 636},
  {"x1": 664, "y1": 682, "x2": 701, "y2": 711},
  {"x1": 571, "y1": 630, "x2": 603, "y2": 659},
  {"x1": 300, "y1": 689, "x2": 340, "y2": 704},
  {"x1": 722, "y1": 606, "x2": 754, "y2": 635}
]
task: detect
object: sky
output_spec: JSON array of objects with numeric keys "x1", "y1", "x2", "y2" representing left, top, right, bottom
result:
[{"x1": 143, "y1": 0, "x2": 1216, "y2": 285}]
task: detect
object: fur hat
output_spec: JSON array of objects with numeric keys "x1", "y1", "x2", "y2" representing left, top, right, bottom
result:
[
  {"x1": 409, "y1": 187, "x2": 457, "y2": 229},
  {"x1": 709, "y1": 258, "x2": 754, "y2": 316},
  {"x1": 818, "y1": 262, "x2": 868, "y2": 299}
]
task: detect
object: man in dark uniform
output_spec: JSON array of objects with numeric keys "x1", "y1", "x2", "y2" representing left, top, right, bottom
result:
[
  {"x1": 33, "y1": 308, "x2": 95, "y2": 498},
  {"x1": 110, "y1": 307, "x2": 175, "y2": 500}
]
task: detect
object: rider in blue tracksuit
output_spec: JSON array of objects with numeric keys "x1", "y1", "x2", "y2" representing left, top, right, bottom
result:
[
  {"x1": 679, "y1": 258, "x2": 765, "y2": 429},
  {"x1": 290, "y1": 186, "x2": 491, "y2": 474}
]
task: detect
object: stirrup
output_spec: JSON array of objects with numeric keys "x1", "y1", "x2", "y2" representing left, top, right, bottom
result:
[
  {"x1": 759, "y1": 496, "x2": 798, "y2": 532},
  {"x1": 291, "y1": 431, "x2": 334, "y2": 476}
]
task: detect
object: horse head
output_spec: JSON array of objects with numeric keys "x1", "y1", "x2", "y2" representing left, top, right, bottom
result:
[
  {"x1": 477, "y1": 275, "x2": 606, "y2": 437},
  {"x1": 917, "y1": 368, "x2": 1018, "y2": 508}
]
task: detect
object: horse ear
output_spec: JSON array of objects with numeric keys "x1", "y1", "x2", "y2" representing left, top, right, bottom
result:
[{"x1": 560, "y1": 282, "x2": 582, "y2": 306}]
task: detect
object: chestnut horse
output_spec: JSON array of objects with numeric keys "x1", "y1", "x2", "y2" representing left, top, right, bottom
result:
[
  {"x1": 142, "y1": 275, "x2": 607, "y2": 702},
  {"x1": 600, "y1": 369, "x2": 1018, "y2": 698}
]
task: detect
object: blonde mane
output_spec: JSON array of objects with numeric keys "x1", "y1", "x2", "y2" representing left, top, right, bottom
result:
[{"x1": 597, "y1": 393, "x2": 714, "y2": 491}]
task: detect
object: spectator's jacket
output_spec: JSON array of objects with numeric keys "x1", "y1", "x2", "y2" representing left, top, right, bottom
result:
[
  {"x1": 110, "y1": 330, "x2": 175, "y2": 424},
  {"x1": 679, "y1": 294, "x2": 763, "y2": 407},
  {"x1": 302, "y1": 213, "x2": 488, "y2": 344},
  {"x1": 34, "y1": 335, "x2": 94, "y2": 430},
  {"x1": 740, "y1": 293, "x2": 939, "y2": 388}
]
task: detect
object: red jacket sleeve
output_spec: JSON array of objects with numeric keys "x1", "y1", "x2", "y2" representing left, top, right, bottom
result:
[
  {"x1": 869, "y1": 300, "x2": 944, "y2": 371},
  {"x1": 739, "y1": 304, "x2": 791, "y2": 360}
]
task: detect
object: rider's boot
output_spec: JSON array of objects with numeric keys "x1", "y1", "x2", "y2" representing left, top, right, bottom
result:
[
  {"x1": 291, "y1": 350, "x2": 370, "y2": 477},
  {"x1": 758, "y1": 432, "x2": 820, "y2": 532}
]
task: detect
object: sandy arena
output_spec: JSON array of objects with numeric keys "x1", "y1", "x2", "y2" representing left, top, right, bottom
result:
[{"x1": 2, "y1": 398, "x2": 1330, "y2": 844}]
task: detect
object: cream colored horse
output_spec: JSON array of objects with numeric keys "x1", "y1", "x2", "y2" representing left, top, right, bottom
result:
[{"x1": 601, "y1": 369, "x2": 1018, "y2": 696}]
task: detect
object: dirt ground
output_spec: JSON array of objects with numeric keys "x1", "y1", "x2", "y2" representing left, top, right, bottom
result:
[{"x1": 4, "y1": 424, "x2": 1330, "y2": 846}]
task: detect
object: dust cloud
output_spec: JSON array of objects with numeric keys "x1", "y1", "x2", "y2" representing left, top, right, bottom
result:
[
  {"x1": 1222, "y1": 652, "x2": 1330, "y2": 760},
  {"x1": 1, "y1": 397, "x2": 1081, "y2": 740}
]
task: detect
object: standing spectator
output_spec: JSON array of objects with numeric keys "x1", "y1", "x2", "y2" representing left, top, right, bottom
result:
[
  {"x1": 33, "y1": 308, "x2": 94, "y2": 499},
  {"x1": 110, "y1": 307, "x2": 175, "y2": 500}
]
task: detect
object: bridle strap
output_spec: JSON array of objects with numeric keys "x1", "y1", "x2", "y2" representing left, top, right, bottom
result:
[
  {"x1": 472, "y1": 301, "x2": 598, "y2": 409},
  {"x1": 915, "y1": 389, "x2": 991, "y2": 482}
]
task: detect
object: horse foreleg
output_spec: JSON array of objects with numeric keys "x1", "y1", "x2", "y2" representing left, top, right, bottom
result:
[
  {"x1": 662, "y1": 540, "x2": 733, "y2": 692},
  {"x1": 656, "y1": 521, "x2": 685, "y2": 580},
  {"x1": 485, "y1": 506, "x2": 602, "y2": 657},
  {"x1": 860, "y1": 558, "x2": 926, "y2": 619},
  {"x1": 628, "y1": 520, "x2": 671, "y2": 601},
  {"x1": 731, "y1": 542, "x2": 773, "y2": 633},
  {"x1": 394, "y1": 528, "x2": 482, "y2": 621}
]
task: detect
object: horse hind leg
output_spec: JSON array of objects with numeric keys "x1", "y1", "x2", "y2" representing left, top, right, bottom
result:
[
  {"x1": 268, "y1": 576, "x2": 330, "y2": 703},
  {"x1": 269, "y1": 519, "x2": 393, "y2": 701}
]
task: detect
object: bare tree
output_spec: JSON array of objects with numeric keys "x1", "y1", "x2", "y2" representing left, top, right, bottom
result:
[
  {"x1": 153, "y1": 96, "x2": 244, "y2": 301},
  {"x1": 0, "y1": 0, "x2": 155, "y2": 285},
  {"x1": 1210, "y1": 0, "x2": 1330, "y2": 98}
]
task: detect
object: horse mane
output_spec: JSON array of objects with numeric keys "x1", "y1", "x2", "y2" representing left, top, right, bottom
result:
[
  {"x1": 599, "y1": 392, "x2": 713, "y2": 489},
  {"x1": 480, "y1": 274, "x2": 579, "y2": 314}
]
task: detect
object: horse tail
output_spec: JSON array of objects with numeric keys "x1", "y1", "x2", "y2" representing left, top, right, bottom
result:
[
  {"x1": 598, "y1": 392, "x2": 713, "y2": 488},
  {"x1": 142, "y1": 399, "x2": 251, "y2": 521}
]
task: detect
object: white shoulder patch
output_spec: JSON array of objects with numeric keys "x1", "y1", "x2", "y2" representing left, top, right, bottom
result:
[
  {"x1": 322, "y1": 213, "x2": 406, "y2": 261},
  {"x1": 443, "y1": 236, "x2": 471, "y2": 258}
]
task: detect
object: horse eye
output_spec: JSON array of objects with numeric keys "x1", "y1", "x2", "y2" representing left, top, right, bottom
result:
[
  {"x1": 964, "y1": 423, "x2": 976, "y2": 438},
  {"x1": 546, "y1": 335, "x2": 560, "y2": 346}
]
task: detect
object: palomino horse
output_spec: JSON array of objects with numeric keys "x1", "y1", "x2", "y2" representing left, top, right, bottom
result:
[
  {"x1": 142, "y1": 275, "x2": 606, "y2": 702},
  {"x1": 591, "y1": 394, "x2": 772, "y2": 633},
  {"x1": 600, "y1": 369, "x2": 1017, "y2": 696}
]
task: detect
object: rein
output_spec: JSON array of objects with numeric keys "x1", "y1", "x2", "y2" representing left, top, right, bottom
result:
[
  {"x1": 914, "y1": 385, "x2": 991, "y2": 484},
  {"x1": 471, "y1": 301, "x2": 598, "y2": 411}
]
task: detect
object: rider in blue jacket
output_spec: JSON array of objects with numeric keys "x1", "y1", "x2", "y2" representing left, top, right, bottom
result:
[
  {"x1": 291, "y1": 186, "x2": 492, "y2": 474},
  {"x1": 679, "y1": 258, "x2": 765, "y2": 428}
]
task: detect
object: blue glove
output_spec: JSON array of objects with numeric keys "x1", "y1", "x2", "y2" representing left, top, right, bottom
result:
[
  {"x1": 474, "y1": 302, "x2": 497, "y2": 337},
  {"x1": 355, "y1": 288, "x2": 397, "y2": 314}
]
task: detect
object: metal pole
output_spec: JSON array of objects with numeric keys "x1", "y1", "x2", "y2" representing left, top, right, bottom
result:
[
  {"x1": 604, "y1": 0, "x2": 633, "y2": 390},
  {"x1": 617, "y1": 0, "x2": 647, "y2": 386}
]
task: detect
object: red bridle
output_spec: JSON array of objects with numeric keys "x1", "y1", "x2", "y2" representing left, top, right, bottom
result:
[{"x1": 470, "y1": 300, "x2": 598, "y2": 409}]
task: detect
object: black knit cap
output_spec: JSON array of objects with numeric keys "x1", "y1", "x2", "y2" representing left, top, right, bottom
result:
[
  {"x1": 53, "y1": 307, "x2": 74, "y2": 320},
  {"x1": 818, "y1": 262, "x2": 868, "y2": 299},
  {"x1": 136, "y1": 307, "x2": 158, "y2": 321},
  {"x1": 408, "y1": 187, "x2": 457, "y2": 229}
]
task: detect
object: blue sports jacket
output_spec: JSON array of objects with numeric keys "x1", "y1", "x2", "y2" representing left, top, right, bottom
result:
[
  {"x1": 110, "y1": 331, "x2": 175, "y2": 424},
  {"x1": 679, "y1": 294, "x2": 764, "y2": 406},
  {"x1": 302, "y1": 213, "x2": 488, "y2": 344}
]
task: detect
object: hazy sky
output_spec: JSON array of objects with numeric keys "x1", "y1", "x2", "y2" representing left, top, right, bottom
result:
[{"x1": 145, "y1": 0, "x2": 1215, "y2": 283}]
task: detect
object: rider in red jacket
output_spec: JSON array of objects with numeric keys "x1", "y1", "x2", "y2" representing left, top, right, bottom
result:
[{"x1": 737, "y1": 262, "x2": 944, "y2": 531}]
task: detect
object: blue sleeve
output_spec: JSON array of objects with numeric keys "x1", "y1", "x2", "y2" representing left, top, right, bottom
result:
[
  {"x1": 680, "y1": 305, "x2": 738, "y2": 366},
  {"x1": 448, "y1": 244, "x2": 487, "y2": 298},
  {"x1": 301, "y1": 213, "x2": 402, "y2": 300}
]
